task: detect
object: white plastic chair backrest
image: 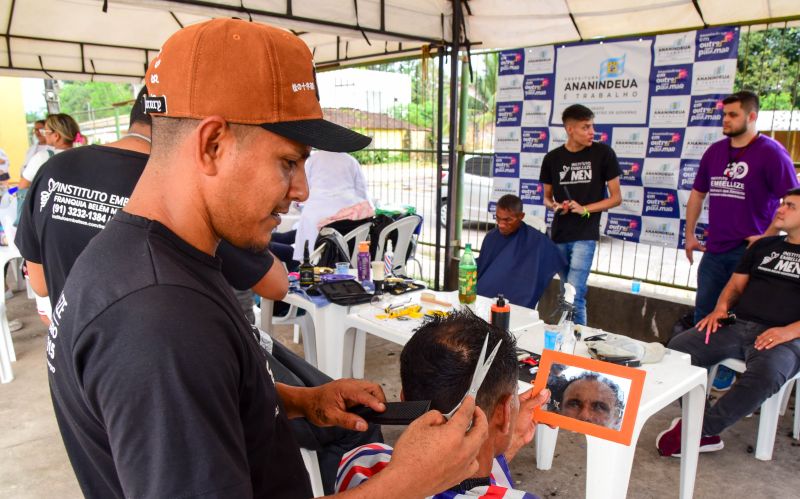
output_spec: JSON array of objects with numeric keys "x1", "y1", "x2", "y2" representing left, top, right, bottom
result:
[
  {"x1": 523, "y1": 213, "x2": 547, "y2": 233},
  {"x1": 308, "y1": 243, "x2": 325, "y2": 266},
  {"x1": 374, "y1": 214, "x2": 422, "y2": 274},
  {"x1": 343, "y1": 222, "x2": 372, "y2": 267},
  {"x1": 315, "y1": 227, "x2": 348, "y2": 265}
]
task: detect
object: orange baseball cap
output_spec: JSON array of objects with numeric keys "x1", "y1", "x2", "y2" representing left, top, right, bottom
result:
[{"x1": 143, "y1": 18, "x2": 371, "y2": 152}]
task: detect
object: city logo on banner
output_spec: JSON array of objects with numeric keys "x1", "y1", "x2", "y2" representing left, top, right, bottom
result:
[
  {"x1": 692, "y1": 59, "x2": 737, "y2": 94},
  {"x1": 521, "y1": 153, "x2": 545, "y2": 180},
  {"x1": 678, "y1": 159, "x2": 701, "y2": 190},
  {"x1": 688, "y1": 95, "x2": 725, "y2": 127},
  {"x1": 647, "y1": 129, "x2": 684, "y2": 157},
  {"x1": 520, "y1": 179, "x2": 545, "y2": 205},
  {"x1": 682, "y1": 127, "x2": 722, "y2": 159},
  {"x1": 653, "y1": 32, "x2": 695, "y2": 66},
  {"x1": 522, "y1": 100, "x2": 551, "y2": 126},
  {"x1": 613, "y1": 187, "x2": 644, "y2": 215},
  {"x1": 643, "y1": 188, "x2": 680, "y2": 218},
  {"x1": 494, "y1": 127, "x2": 521, "y2": 153},
  {"x1": 593, "y1": 125, "x2": 613, "y2": 144},
  {"x1": 492, "y1": 178, "x2": 521, "y2": 200},
  {"x1": 605, "y1": 214, "x2": 641, "y2": 242},
  {"x1": 496, "y1": 101, "x2": 523, "y2": 127},
  {"x1": 521, "y1": 127, "x2": 549, "y2": 153},
  {"x1": 493, "y1": 153, "x2": 520, "y2": 178},
  {"x1": 696, "y1": 27, "x2": 739, "y2": 61},
  {"x1": 649, "y1": 96, "x2": 690, "y2": 127},
  {"x1": 640, "y1": 217, "x2": 680, "y2": 246},
  {"x1": 499, "y1": 49, "x2": 524, "y2": 75},
  {"x1": 679, "y1": 221, "x2": 709, "y2": 249},
  {"x1": 524, "y1": 205, "x2": 548, "y2": 221},
  {"x1": 652, "y1": 65, "x2": 692, "y2": 95},
  {"x1": 524, "y1": 75, "x2": 554, "y2": 100},
  {"x1": 618, "y1": 158, "x2": 643, "y2": 186},
  {"x1": 553, "y1": 40, "x2": 651, "y2": 124},
  {"x1": 497, "y1": 75, "x2": 525, "y2": 101},
  {"x1": 643, "y1": 158, "x2": 680, "y2": 189},
  {"x1": 525, "y1": 46, "x2": 555, "y2": 74},
  {"x1": 612, "y1": 127, "x2": 648, "y2": 157}
]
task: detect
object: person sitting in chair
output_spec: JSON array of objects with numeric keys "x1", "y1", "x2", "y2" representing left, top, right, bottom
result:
[
  {"x1": 657, "y1": 187, "x2": 800, "y2": 457},
  {"x1": 337, "y1": 310, "x2": 550, "y2": 498},
  {"x1": 478, "y1": 194, "x2": 566, "y2": 309}
]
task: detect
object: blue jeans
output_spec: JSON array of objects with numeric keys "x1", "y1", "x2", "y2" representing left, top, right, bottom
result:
[
  {"x1": 694, "y1": 243, "x2": 747, "y2": 323},
  {"x1": 556, "y1": 240, "x2": 596, "y2": 326}
]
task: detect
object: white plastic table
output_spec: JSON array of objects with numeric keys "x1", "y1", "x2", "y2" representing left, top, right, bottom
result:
[
  {"x1": 515, "y1": 328, "x2": 707, "y2": 499},
  {"x1": 283, "y1": 289, "x2": 544, "y2": 379}
]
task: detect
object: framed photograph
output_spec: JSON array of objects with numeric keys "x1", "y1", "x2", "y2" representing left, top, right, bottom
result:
[{"x1": 531, "y1": 350, "x2": 646, "y2": 446}]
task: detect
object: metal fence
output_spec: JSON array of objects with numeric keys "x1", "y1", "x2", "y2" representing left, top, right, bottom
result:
[{"x1": 327, "y1": 23, "x2": 800, "y2": 290}]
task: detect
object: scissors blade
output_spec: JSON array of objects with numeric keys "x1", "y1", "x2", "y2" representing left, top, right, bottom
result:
[{"x1": 467, "y1": 338, "x2": 502, "y2": 399}]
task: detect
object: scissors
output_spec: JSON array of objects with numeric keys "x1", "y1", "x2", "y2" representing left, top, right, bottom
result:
[{"x1": 444, "y1": 333, "x2": 502, "y2": 425}]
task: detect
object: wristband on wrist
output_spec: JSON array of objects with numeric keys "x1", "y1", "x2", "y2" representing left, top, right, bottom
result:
[{"x1": 581, "y1": 207, "x2": 590, "y2": 218}]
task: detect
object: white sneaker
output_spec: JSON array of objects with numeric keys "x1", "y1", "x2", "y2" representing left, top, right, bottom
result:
[{"x1": 8, "y1": 319, "x2": 23, "y2": 332}]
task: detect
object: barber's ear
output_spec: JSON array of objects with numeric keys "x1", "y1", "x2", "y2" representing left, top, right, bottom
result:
[
  {"x1": 399, "y1": 389, "x2": 405, "y2": 402},
  {"x1": 194, "y1": 116, "x2": 230, "y2": 175}
]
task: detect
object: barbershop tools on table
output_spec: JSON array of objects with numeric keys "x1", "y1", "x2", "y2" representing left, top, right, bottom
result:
[
  {"x1": 444, "y1": 333, "x2": 503, "y2": 426},
  {"x1": 420, "y1": 292, "x2": 453, "y2": 307}
]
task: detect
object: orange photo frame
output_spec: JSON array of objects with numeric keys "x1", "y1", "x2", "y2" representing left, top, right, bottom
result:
[{"x1": 531, "y1": 349, "x2": 646, "y2": 446}]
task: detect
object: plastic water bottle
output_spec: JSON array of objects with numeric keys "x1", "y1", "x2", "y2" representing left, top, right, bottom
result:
[
  {"x1": 357, "y1": 241, "x2": 371, "y2": 284},
  {"x1": 383, "y1": 240, "x2": 394, "y2": 277},
  {"x1": 458, "y1": 244, "x2": 477, "y2": 305}
]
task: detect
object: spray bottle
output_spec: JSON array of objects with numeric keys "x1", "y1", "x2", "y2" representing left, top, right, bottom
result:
[
  {"x1": 490, "y1": 294, "x2": 511, "y2": 331},
  {"x1": 558, "y1": 283, "x2": 577, "y2": 354}
]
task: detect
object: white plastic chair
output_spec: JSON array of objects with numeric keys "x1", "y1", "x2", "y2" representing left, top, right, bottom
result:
[
  {"x1": 342, "y1": 222, "x2": 372, "y2": 268},
  {"x1": 373, "y1": 214, "x2": 422, "y2": 275},
  {"x1": 300, "y1": 448, "x2": 325, "y2": 497},
  {"x1": 707, "y1": 358, "x2": 800, "y2": 460}
]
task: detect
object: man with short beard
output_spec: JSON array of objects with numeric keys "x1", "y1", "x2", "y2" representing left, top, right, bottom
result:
[{"x1": 684, "y1": 91, "x2": 798, "y2": 325}]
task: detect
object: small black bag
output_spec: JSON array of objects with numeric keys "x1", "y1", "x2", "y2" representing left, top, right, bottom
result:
[{"x1": 318, "y1": 280, "x2": 373, "y2": 306}]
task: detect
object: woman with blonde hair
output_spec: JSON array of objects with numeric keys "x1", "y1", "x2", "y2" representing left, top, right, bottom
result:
[{"x1": 18, "y1": 113, "x2": 82, "y2": 191}]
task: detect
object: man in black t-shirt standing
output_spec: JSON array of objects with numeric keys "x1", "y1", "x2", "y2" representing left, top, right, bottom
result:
[
  {"x1": 657, "y1": 187, "x2": 800, "y2": 457},
  {"x1": 540, "y1": 104, "x2": 621, "y2": 325},
  {"x1": 47, "y1": 19, "x2": 487, "y2": 499}
]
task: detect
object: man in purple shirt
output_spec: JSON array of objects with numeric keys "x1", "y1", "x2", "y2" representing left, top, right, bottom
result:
[{"x1": 684, "y1": 90, "x2": 798, "y2": 324}]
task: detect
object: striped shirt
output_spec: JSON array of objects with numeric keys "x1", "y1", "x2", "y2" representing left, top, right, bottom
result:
[{"x1": 336, "y1": 443, "x2": 540, "y2": 498}]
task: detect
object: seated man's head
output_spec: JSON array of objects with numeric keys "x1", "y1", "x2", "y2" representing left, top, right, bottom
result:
[
  {"x1": 495, "y1": 194, "x2": 525, "y2": 236},
  {"x1": 400, "y1": 310, "x2": 519, "y2": 458},
  {"x1": 559, "y1": 373, "x2": 624, "y2": 429}
]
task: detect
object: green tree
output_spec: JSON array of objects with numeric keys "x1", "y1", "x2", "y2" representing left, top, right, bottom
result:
[
  {"x1": 736, "y1": 27, "x2": 800, "y2": 110},
  {"x1": 57, "y1": 81, "x2": 134, "y2": 120}
]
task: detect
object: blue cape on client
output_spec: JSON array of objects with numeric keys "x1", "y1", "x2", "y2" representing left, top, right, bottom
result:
[{"x1": 477, "y1": 222, "x2": 566, "y2": 309}]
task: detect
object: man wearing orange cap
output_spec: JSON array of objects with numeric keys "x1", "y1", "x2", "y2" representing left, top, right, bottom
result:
[{"x1": 46, "y1": 19, "x2": 487, "y2": 498}]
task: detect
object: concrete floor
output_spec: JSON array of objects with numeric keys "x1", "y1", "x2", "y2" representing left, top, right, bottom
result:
[{"x1": 2, "y1": 292, "x2": 799, "y2": 498}]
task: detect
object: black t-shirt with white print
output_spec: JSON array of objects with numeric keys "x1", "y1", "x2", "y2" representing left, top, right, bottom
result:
[
  {"x1": 734, "y1": 236, "x2": 800, "y2": 328},
  {"x1": 539, "y1": 142, "x2": 621, "y2": 243},
  {"x1": 14, "y1": 145, "x2": 273, "y2": 307},
  {"x1": 47, "y1": 211, "x2": 311, "y2": 498}
]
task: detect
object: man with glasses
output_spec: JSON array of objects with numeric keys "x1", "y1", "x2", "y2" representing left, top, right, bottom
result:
[
  {"x1": 20, "y1": 120, "x2": 52, "y2": 178},
  {"x1": 477, "y1": 194, "x2": 565, "y2": 309}
]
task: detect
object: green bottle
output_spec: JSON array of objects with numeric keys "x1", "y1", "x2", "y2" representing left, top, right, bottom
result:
[{"x1": 458, "y1": 244, "x2": 477, "y2": 304}]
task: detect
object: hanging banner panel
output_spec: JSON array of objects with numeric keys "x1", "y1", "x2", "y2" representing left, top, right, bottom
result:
[{"x1": 492, "y1": 26, "x2": 739, "y2": 248}]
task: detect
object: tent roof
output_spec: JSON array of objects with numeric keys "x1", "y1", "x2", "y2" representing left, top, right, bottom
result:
[{"x1": 1, "y1": 0, "x2": 799, "y2": 82}]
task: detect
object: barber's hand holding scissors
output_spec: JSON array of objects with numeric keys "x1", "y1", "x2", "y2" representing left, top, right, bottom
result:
[
  {"x1": 506, "y1": 388, "x2": 551, "y2": 462},
  {"x1": 388, "y1": 396, "x2": 488, "y2": 496}
]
